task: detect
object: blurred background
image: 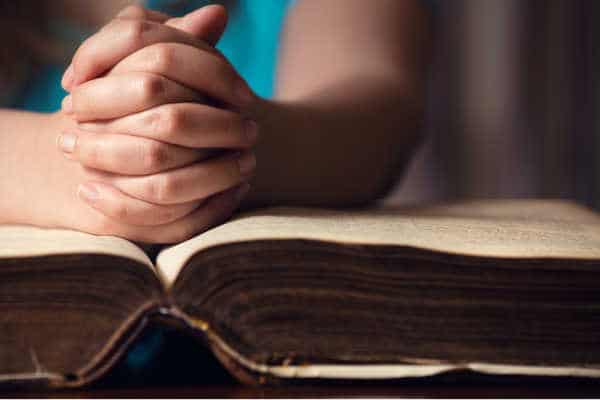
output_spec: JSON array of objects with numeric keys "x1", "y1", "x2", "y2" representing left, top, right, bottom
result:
[{"x1": 388, "y1": 0, "x2": 599, "y2": 211}]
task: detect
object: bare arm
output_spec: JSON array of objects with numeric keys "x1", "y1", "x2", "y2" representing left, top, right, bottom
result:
[
  {"x1": 247, "y1": 0, "x2": 430, "y2": 207},
  {"x1": 0, "y1": 111, "x2": 70, "y2": 226},
  {"x1": 0, "y1": 6, "x2": 251, "y2": 243},
  {"x1": 0, "y1": 1, "x2": 430, "y2": 242}
]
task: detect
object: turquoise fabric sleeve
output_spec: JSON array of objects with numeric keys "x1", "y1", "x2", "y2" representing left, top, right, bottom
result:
[
  {"x1": 11, "y1": 65, "x2": 68, "y2": 113},
  {"x1": 213, "y1": 0, "x2": 294, "y2": 98}
]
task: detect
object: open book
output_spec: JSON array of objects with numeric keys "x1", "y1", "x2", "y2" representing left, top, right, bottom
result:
[{"x1": 2, "y1": 199, "x2": 600, "y2": 388}]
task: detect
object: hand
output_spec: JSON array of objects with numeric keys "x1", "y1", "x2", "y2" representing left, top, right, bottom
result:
[
  {"x1": 15, "y1": 112, "x2": 250, "y2": 244},
  {"x1": 57, "y1": 5, "x2": 259, "y2": 242}
]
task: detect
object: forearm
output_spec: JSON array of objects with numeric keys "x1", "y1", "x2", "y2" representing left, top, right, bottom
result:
[
  {"x1": 248, "y1": 78, "x2": 423, "y2": 208},
  {"x1": 245, "y1": 0, "x2": 429, "y2": 208},
  {"x1": 0, "y1": 110, "x2": 71, "y2": 225}
]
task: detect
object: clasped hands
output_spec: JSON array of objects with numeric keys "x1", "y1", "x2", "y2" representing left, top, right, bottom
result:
[{"x1": 58, "y1": 5, "x2": 258, "y2": 243}]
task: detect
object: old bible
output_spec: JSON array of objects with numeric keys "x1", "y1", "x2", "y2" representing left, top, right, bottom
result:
[{"x1": 1, "y1": 199, "x2": 600, "y2": 388}]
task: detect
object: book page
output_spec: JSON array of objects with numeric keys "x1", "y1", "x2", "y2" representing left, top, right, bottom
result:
[
  {"x1": 0, "y1": 225, "x2": 153, "y2": 268},
  {"x1": 156, "y1": 199, "x2": 600, "y2": 285}
]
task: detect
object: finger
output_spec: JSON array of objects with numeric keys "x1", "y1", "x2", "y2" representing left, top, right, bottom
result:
[
  {"x1": 78, "y1": 181, "x2": 201, "y2": 226},
  {"x1": 62, "y1": 64, "x2": 75, "y2": 90},
  {"x1": 90, "y1": 150, "x2": 256, "y2": 205},
  {"x1": 68, "y1": 18, "x2": 219, "y2": 88},
  {"x1": 110, "y1": 42, "x2": 255, "y2": 109},
  {"x1": 58, "y1": 130, "x2": 211, "y2": 175},
  {"x1": 166, "y1": 5, "x2": 228, "y2": 47},
  {"x1": 77, "y1": 103, "x2": 259, "y2": 149},
  {"x1": 63, "y1": 72, "x2": 204, "y2": 122},
  {"x1": 62, "y1": 5, "x2": 170, "y2": 91},
  {"x1": 84, "y1": 183, "x2": 250, "y2": 244},
  {"x1": 116, "y1": 4, "x2": 171, "y2": 22}
]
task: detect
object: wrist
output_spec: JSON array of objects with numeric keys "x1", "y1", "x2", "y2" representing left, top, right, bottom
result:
[
  {"x1": 49, "y1": 110, "x2": 78, "y2": 133},
  {"x1": 1, "y1": 111, "x2": 77, "y2": 227}
]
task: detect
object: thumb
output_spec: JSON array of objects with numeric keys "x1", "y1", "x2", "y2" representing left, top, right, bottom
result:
[{"x1": 166, "y1": 5, "x2": 228, "y2": 46}]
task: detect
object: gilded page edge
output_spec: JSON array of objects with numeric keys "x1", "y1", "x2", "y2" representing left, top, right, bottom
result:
[
  {"x1": 179, "y1": 311, "x2": 600, "y2": 381},
  {"x1": 218, "y1": 333, "x2": 600, "y2": 380},
  {"x1": 264, "y1": 363, "x2": 600, "y2": 380}
]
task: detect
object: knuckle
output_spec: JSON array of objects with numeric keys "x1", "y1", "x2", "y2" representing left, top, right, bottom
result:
[
  {"x1": 72, "y1": 45, "x2": 99, "y2": 77},
  {"x1": 138, "y1": 74, "x2": 165, "y2": 102},
  {"x1": 111, "y1": 201, "x2": 131, "y2": 221},
  {"x1": 148, "y1": 44, "x2": 174, "y2": 73},
  {"x1": 146, "y1": 109, "x2": 163, "y2": 135},
  {"x1": 152, "y1": 208, "x2": 172, "y2": 225},
  {"x1": 211, "y1": 58, "x2": 234, "y2": 93},
  {"x1": 159, "y1": 106, "x2": 185, "y2": 134},
  {"x1": 141, "y1": 141, "x2": 170, "y2": 171},
  {"x1": 83, "y1": 140, "x2": 102, "y2": 166},
  {"x1": 119, "y1": 4, "x2": 145, "y2": 19},
  {"x1": 144, "y1": 177, "x2": 162, "y2": 203},
  {"x1": 227, "y1": 115, "x2": 245, "y2": 140},
  {"x1": 121, "y1": 19, "x2": 151, "y2": 47},
  {"x1": 146, "y1": 175, "x2": 177, "y2": 204},
  {"x1": 159, "y1": 176, "x2": 179, "y2": 202}
]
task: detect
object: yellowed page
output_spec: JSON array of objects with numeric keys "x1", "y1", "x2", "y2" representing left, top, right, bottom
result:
[
  {"x1": 0, "y1": 225, "x2": 152, "y2": 268},
  {"x1": 156, "y1": 199, "x2": 600, "y2": 285},
  {"x1": 266, "y1": 362, "x2": 600, "y2": 379}
]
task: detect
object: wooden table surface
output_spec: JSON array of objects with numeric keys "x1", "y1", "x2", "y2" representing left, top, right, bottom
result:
[{"x1": 6, "y1": 380, "x2": 600, "y2": 398}]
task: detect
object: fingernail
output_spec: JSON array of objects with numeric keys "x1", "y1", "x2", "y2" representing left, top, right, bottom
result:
[
  {"x1": 62, "y1": 95, "x2": 73, "y2": 114},
  {"x1": 62, "y1": 64, "x2": 74, "y2": 91},
  {"x1": 237, "y1": 152, "x2": 256, "y2": 176},
  {"x1": 234, "y1": 183, "x2": 251, "y2": 203},
  {"x1": 57, "y1": 132, "x2": 77, "y2": 153},
  {"x1": 244, "y1": 119, "x2": 259, "y2": 143},
  {"x1": 78, "y1": 183, "x2": 100, "y2": 203}
]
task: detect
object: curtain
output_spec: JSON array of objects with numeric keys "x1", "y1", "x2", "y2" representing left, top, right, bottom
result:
[{"x1": 388, "y1": 0, "x2": 599, "y2": 211}]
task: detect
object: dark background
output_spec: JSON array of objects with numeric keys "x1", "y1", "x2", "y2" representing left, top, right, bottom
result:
[{"x1": 389, "y1": 0, "x2": 600, "y2": 212}]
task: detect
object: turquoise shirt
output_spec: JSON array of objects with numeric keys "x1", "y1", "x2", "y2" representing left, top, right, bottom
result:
[{"x1": 12, "y1": 0, "x2": 294, "y2": 112}]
